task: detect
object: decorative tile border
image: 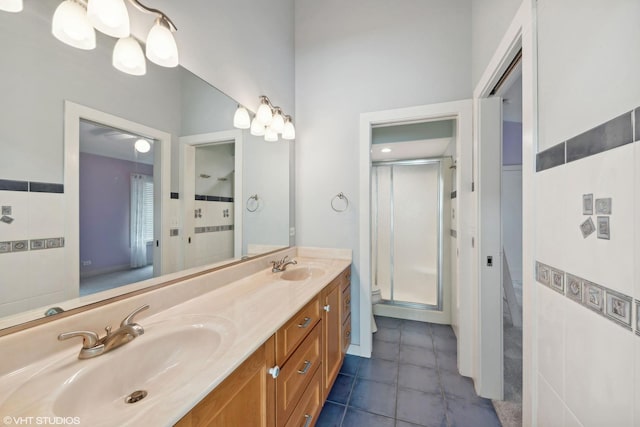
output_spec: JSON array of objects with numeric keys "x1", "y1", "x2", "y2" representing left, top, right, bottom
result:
[
  {"x1": 195, "y1": 195, "x2": 234, "y2": 203},
  {"x1": 536, "y1": 260, "x2": 636, "y2": 332},
  {"x1": 169, "y1": 228, "x2": 179, "y2": 237},
  {"x1": 450, "y1": 229, "x2": 457, "y2": 238},
  {"x1": 450, "y1": 191, "x2": 457, "y2": 199},
  {"x1": 0, "y1": 179, "x2": 64, "y2": 193},
  {"x1": 194, "y1": 225, "x2": 234, "y2": 234},
  {"x1": 170, "y1": 192, "x2": 179, "y2": 200},
  {"x1": 536, "y1": 108, "x2": 637, "y2": 172},
  {"x1": 0, "y1": 237, "x2": 64, "y2": 254}
]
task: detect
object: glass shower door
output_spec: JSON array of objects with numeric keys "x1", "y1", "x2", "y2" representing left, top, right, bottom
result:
[{"x1": 373, "y1": 160, "x2": 442, "y2": 309}]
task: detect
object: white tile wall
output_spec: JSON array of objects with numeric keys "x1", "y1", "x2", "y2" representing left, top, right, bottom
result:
[
  {"x1": 537, "y1": 374, "x2": 564, "y2": 427},
  {"x1": 537, "y1": 285, "x2": 565, "y2": 396}
]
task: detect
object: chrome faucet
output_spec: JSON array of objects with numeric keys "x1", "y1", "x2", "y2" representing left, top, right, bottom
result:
[
  {"x1": 58, "y1": 304, "x2": 149, "y2": 359},
  {"x1": 271, "y1": 255, "x2": 298, "y2": 272}
]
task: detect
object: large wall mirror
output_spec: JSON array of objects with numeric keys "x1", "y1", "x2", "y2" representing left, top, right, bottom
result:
[{"x1": 0, "y1": 2, "x2": 291, "y2": 330}]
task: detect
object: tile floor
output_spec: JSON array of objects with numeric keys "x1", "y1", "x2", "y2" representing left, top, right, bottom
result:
[{"x1": 317, "y1": 316, "x2": 501, "y2": 427}]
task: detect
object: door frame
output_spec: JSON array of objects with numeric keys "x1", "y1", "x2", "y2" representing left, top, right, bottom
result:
[
  {"x1": 179, "y1": 130, "x2": 244, "y2": 266},
  {"x1": 64, "y1": 101, "x2": 172, "y2": 294},
  {"x1": 358, "y1": 100, "x2": 473, "y2": 359},
  {"x1": 472, "y1": 0, "x2": 537, "y2": 419}
]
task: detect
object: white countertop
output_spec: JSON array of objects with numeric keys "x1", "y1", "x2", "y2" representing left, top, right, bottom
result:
[{"x1": 0, "y1": 251, "x2": 351, "y2": 427}]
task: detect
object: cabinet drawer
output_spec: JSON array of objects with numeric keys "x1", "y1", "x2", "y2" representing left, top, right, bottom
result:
[
  {"x1": 276, "y1": 297, "x2": 321, "y2": 365},
  {"x1": 284, "y1": 367, "x2": 322, "y2": 427},
  {"x1": 277, "y1": 323, "x2": 322, "y2": 425},
  {"x1": 341, "y1": 284, "x2": 351, "y2": 324},
  {"x1": 342, "y1": 315, "x2": 351, "y2": 353}
]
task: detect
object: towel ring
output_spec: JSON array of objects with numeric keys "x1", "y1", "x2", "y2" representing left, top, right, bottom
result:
[
  {"x1": 331, "y1": 192, "x2": 349, "y2": 212},
  {"x1": 246, "y1": 194, "x2": 260, "y2": 212}
]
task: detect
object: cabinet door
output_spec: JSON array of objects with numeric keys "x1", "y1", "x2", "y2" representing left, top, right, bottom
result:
[
  {"x1": 176, "y1": 336, "x2": 275, "y2": 427},
  {"x1": 322, "y1": 281, "x2": 341, "y2": 400}
]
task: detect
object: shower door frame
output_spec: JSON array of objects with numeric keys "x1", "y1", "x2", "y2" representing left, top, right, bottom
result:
[{"x1": 372, "y1": 158, "x2": 445, "y2": 311}]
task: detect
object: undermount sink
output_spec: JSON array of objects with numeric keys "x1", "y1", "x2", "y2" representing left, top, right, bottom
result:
[
  {"x1": 280, "y1": 266, "x2": 326, "y2": 281},
  {"x1": 2, "y1": 315, "x2": 235, "y2": 426}
]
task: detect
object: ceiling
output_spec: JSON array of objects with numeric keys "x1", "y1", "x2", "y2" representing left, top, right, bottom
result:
[{"x1": 79, "y1": 120, "x2": 155, "y2": 165}]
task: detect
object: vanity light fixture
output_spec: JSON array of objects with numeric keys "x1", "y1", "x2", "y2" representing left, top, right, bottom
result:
[
  {"x1": 134, "y1": 138, "x2": 151, "y2": 153},
  {"x1": 250, "y1": 117, "x2": 266, "y2": 136},
  {"x1": 282, "y1": 116, "x2": 295, "y2": 140},
  {"x1": 235, "y1": 95, "x2": 296, "y2": 142},
  {"x1": 87, "y1": 0, "x2": 130, "y2": 38},
  {"x1": 112, "y1": 36, "x2": 146, "y2": 75},
  {"x1": 264, "y1": 127, "x2": 279, "y2": 142},
  {"x1": 0, "y1": 0, "x2": 22, "y2": 13},
  {"x1": 52, "y1": 0, "x2": 96, "y2": 50},
  {"x1": 49, "y1": 0, "x2": 178, "y2": 75},
  {"x1": 233, "y1": 105, "x2": 251, "y2": 129}
]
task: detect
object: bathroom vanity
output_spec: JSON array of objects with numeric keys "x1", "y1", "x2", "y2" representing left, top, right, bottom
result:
[{"x1": 0, "y1": 247, "x2": 352, "y2": 427}]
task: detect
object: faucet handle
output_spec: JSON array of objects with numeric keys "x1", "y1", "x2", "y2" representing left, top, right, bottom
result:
[
  {"x1": 58, "y1": 330, "x2": 100, "y2": 349},
  {"x1": 120, "y1": 304, "x2": 150, "y2": 328}
]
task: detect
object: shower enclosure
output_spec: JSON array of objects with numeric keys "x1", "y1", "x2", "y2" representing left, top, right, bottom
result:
[{"x1": 372, "y1": 159, "x2": 443, "y2": 310}]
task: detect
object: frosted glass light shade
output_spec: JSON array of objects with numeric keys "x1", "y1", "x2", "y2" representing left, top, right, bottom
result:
[
  {"x1": 87, "y1": 0, "x2": 130, "y2": 38},
  {"x1": 264, "y1": 127, "x2": 278, "y2": 142},
  {"x1": 135, "y1": 139, "x2": 151, "y2": 153},
  {"x1": 113, "y1": 37, "x2": 146, "y2": 76},
  {"x1": 282, "y1": 120, "x2": 296, "y2": 140},
  {"x1": 233, "y1": 106, "x2": 251, "y2": 129},
  {"x1": 271, "y1": 109, "x2": 285, "y2": 133},
  {"x1": 0, "y1": 0, "x2": 23, "y2": 13},
  {"x1": 146, "y1": 19, "x2": 179, "y2": 67},
  {"x1": 52, "y1": 0, "x2": 96, "y2": 50},
  {"x1": 250, "y1": 118, "x2": 266, "y2": 136},
  {"x1": 256, "y1": 101, "x2": 273, "y2": 126}
]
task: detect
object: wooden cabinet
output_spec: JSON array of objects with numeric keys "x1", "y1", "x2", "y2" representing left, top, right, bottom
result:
[
  {"x1": 175, "y1": 264, "x2": 352, "y2": 427},
  {"x1": 175, "y1": 336, "x2": 275, "y2": 427}
]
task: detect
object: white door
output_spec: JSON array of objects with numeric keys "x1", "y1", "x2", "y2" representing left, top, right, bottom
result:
[{"x1": 476, "y1": 96, "x2": 503, "y2": 399}]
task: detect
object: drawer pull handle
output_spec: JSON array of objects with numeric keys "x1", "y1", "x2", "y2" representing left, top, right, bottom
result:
[
  {"x1": 297, "y1": 317, "x2": 312, "y2": 328},
  {"x1": 346, "y1": 330, "x2": 351, "y2": 337},
  {"x1": 297, "y1": 360, "x2": 312, "y2": 375},
  {"x1": 268, "y1": 365, "x2": 280, "y2": 379},
  {"x1": 345, "y1": 298, "x2": 351, "y2": 305},
  {"x1": 323, "y1": 304, "x2": 331, "y2": 312},
  {"x1": 302, "y1": 414, "x2": 313, "y2": 427}
]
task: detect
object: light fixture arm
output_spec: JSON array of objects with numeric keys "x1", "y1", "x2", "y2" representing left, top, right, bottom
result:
[{"x1": 127, "y1": 0, "x2": 177, "y2": 31}]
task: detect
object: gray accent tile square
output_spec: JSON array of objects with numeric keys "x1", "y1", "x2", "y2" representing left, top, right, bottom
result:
[
  {"x1": 582, "y1": 193, "x2": 593, "y2": 215},
  {"x1": 29, "y1": 182, "x2": 64, "y2": 193},
  {"x1": 169, "y1": 228, "x2": 179, "y2": 237},
  {"x1": 46, "y1": 238, "x2": 62, "y2": 249},
  {"x1": 566, "y1": 111, "x2": 633, "y2": 163},
  {"x1": 0, "y1": 179, "x2": 28, "y2": 192},
  {"x1": 1, "y1": 206, "x2": 11, "y2": 215},
  {"x1": 358, "y1": 358, "x2": 398, "y2": 384},
  {"x1": 536, "y1": 142, "x2": 565, "y2": 172},
  {"x1": 446, "y1": 395, "x2": 501, "y2": 427},
  {"x1": 0, "y1": 241, "x2": 11, "y2": 253},
  {"x1": 596, "y1": 216, "x2": 610, "y2": 240},
  {"x1": 399, "y1": 345, "x2": 437, "y2": 368},
  {"x1": 398, "y1": 364, "x2": 441, "y2": 394},
  {"x1": 580, "y1": 217, "x2": 595, "y2": 238},
  {"x1": 327, "y1": 374, "x2": 354, "y2": 405},
  {"x1": 535, "y1": 262, "x2": 551, "y2": 286},
  {"x1": 0, "y1": 215, "x2": 14, "y2": 224},
  {"x1": 582, "y1": 281, "x2": 604, "y2": 314},
  {"x1": 595, "y1": 198, "x2": 612, "y2": 214},
  {"x1": 604, "y1": 289, "x2": 632, "y2": 329},
  {"x1": 342, "y1": 408, "x2": 394, "y2": 427},
  {"x1": 317, "y1": 402, "x2": 345, "y2": 427},
  {"x1": 349, "y1": 379, "x2": 397, "y2": 418},
  {"x1": 549, "y1": 268, "x2": 565, "y2": 294},
  {"x1": 396, "y1": 388, "x2": 447, "y2": 427},
  {"x1": 30, "y1": 239, "x2": 46, "y2": 250},
  {"x1": 372, "y1": 339, "x2": 400, "y2": 361},
  {"x1": 566, "y1": 274, "x2": 583, "y2": 303},
  {"x1": 11, "y1": 240, "x2": 28, "y2": 252}
]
